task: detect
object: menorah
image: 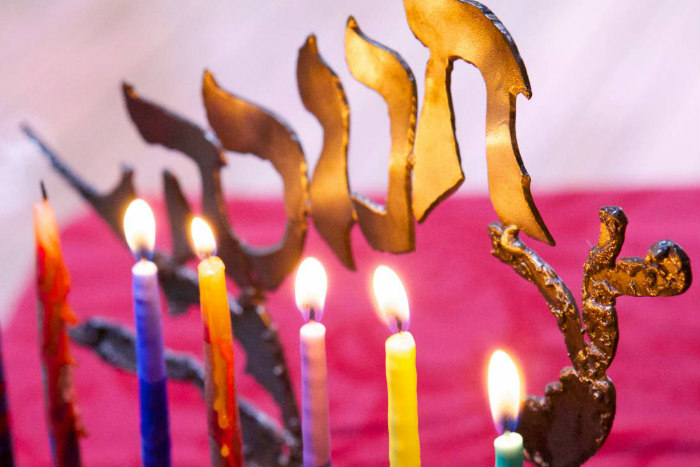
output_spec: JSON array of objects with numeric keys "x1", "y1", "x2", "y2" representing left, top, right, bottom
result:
[{"x1": 23, "y1": 0, "x2": 692, "y2": 466}]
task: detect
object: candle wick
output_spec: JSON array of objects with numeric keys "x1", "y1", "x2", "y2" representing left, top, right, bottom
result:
[
  {"x1": 307, "y1": 306, "x2": 316, "y2": 322},
  {"x1": 500, "y1": 416, "x2": 517, "y2": 435},
  {"x1": 201, "y1": 248, "x2": 216, "y2": 260},
  {"x1": 395, "y1": 316, "x2": 403, "y2": 333},
  {"x1": 197, "y1": 250, "x2": 213, "y2": 261},
  {"x1": 40, "y1": 180, "x2": 48, "y2": 201},
  {"x1": 135, "y1": 246, "x2": 152, "y2": 262}
]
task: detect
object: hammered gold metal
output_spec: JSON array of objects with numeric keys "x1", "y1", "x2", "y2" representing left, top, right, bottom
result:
[
  {"x1": 403, "y1": 0, "x2": 554, "y2": 245},
  {"x1": 297, "y1": 35, "x2": 356, "y2": 269},
  {"x1": 202, "y1": 70, "x2": 309, "y2": 291},
  {"x1": 346, "y1": 17, "x2": 417, "y2": 253}
]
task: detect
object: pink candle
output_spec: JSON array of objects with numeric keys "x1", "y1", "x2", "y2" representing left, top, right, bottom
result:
[{"x1": 295, "y1": 257, "x2": 331, "y2": 467}]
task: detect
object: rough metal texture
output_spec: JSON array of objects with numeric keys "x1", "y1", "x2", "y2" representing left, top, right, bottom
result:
[
  {"x1": 489, "y1": 207, "x2": 692, "y2": 467},
  {"x1": 403, "y1": 0, "x2": 554, "y2": 245}
]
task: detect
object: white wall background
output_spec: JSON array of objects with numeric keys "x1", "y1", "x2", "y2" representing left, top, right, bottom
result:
[{"x1": 0, "y1": 0, "x2": 698, "y2": 315}]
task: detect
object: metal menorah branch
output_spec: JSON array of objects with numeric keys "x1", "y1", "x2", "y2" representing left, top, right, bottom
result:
[
  {"x1": 22, "y1": 0, "x2": 692, "y2": 466},
  {"x1": 489, "y1": 209, "x2": 690, "y2": 466}
]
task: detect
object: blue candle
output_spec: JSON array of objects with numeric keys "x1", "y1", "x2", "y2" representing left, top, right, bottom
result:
[
  {"x1": 488, "y1": 350, "x2": 524, "y2": 467},
  {"x1": 125, "y1": 199, "x2": 171, "y2": 467}
]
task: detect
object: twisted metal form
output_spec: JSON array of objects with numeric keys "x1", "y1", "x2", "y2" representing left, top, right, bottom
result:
[{"x1": 489, "y1": 207, "x2": 691, "y2": 467}]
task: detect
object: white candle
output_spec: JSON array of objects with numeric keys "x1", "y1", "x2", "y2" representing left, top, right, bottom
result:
[{"x1": 295, "y1": 257, "x2": 331, "y2": 467}]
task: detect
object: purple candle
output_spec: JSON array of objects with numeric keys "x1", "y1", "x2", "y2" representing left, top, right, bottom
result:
[
  {"x1": 124, "y1": 199, "x2": 171, "y2": 467},
  {"x1": 295, "y1": 257, "x2": 331, "y2": 467}
]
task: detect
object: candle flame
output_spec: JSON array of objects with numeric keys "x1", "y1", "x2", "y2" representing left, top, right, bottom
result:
[
  {"x1": 294, "y1": 257, "x2": 328, "y2": 322},
  {"x1": 190, "y1": 216, "x2": 217, "y2": 259},
  {"x1": 487, "y1": 349, "x2": 522, "y2": 434},
  {"x1": 372, "y1": 265, "x2": 410, "y2": 333},
  {"x1": 123, "y1": 199, "x2": 156, "y2": 258}
]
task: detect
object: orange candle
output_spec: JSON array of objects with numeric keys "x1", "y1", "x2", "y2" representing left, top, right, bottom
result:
[
  {"x1": 190, "y1": 217, "x2": 243, "y2": 467},
  {"x1": 34, "y1": 183, "x2": 84, "y2": 467}
]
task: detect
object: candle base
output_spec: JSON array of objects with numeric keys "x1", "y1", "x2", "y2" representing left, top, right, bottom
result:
[
  {"x1": 386, "y1": 332, "x2": 421, "y2": 467},
  {"x1": 494, "y1": 431, "x2": 523, "y2": 467},
  {"x1": 300, "y1": 321, "x2": 331, "y2": 467}
]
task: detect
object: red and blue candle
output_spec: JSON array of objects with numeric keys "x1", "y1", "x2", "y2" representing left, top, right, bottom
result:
[{"x1": 34, "y1": 183, "x2": 84, "y2": 467}]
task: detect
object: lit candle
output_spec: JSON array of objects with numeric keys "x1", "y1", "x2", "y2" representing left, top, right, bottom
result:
[
  {"x1": 372, "y1": 265, "x2": 420, "y2": 467},
  {"x1": 33, "y1": 182, "x2": 84, "y2": 467},
  {"x1": 123, "y1": 199, "x2": 172, "y2": 467},
  {"x1": 487, "y1": 350, "x2": 524, "y2": 467},
  {"x1": 294, "y1": 257, "x2": 331, "y2": 467},
  {"x1": 190, "y1": 217, "x2": 243, "y2": 467}
]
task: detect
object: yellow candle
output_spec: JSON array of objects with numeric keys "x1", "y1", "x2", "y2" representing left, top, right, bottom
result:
[
  {"x1": 386, "y1": 331, "x2": 420, "y2": 467},
  {"x1": 373, "y1": 266, "x2": 421, "y2": 467},
  {"x1": 191, "y1": 217, "x2": 243, "y2": 467}
]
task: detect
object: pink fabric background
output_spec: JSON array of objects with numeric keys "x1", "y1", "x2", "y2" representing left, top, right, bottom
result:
[{"x1": 6, "y1": 189, "x2": 699, "y2": 466}]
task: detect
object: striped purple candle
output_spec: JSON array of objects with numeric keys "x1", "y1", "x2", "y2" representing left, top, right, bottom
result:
[{"x1": 295, "y1": 257, "x2": 331, "y2": 467}]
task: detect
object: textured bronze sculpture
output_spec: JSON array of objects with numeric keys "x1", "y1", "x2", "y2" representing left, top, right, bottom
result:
[
  {"x1": 490, "y1": 208, "x2": 691, "y2": 467},
  {"x1": 403, "y1": 0, "x2": 554, "y2": 246},
  {"x1": 22, "y1": 0, "x2": 692, "y2": 465},
  {"x1": 298, "y1": 17, "x2": 418, "y2": 268},
  {"x1": 297, "y1": 34, "x2": 356, "y2": 269}
]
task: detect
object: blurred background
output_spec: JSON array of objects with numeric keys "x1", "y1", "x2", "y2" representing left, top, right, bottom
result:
[
  {"x1": 1, "y1": 0, "x2": 698, "y2": 320},
  {"x1": 0, "y1": 1, "x2": 699, "y2": 466}
]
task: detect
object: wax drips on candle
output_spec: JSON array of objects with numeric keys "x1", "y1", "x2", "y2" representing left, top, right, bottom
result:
[
  {"x1": 34, "y1": 194, "x2": 86, "y2": 466},
  {"x1": 212, "y1": 338, "x2": 233, "y2": 430}
]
